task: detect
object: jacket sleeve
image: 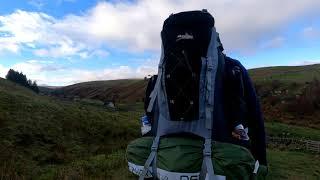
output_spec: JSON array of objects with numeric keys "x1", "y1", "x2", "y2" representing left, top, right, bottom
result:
[{"x1": 239, "y1": 62, "x2": 267, "y2": 165}]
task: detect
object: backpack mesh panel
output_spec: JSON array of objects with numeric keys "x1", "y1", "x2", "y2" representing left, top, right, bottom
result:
[{"x1": 162, "y1": 25, "x2": 211, "y2": 121}]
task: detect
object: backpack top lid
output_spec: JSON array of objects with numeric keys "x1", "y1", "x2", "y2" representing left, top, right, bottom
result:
[
  {"x1": 163, "y1": 10, "x2": 215, "y2": 29},
  {"x1": 161, "y1": 10, "x2": 221, "y2": 56}
]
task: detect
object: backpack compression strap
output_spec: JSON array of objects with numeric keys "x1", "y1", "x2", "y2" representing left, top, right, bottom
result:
[
  {"x1": 147, "y1": 43, "x2": 164, "y2": 113},
  {"x1": 138, "y1": 136, "x2": 160, "y2": 180},
  {"x1": 139, "y1": 43, "x2": 165, "y2": 180},
  {"x1": 199, "y1": 27, "x2": 220, "y2": 180}
]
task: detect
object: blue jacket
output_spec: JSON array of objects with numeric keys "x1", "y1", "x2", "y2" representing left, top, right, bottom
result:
[{"x1": 225, "y1": 56, "x2": 267, "y2": 165}]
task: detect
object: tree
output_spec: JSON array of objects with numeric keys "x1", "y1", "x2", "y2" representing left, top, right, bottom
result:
[
  {"x1": 5, "y1": 69, "x2": 39, "y2": 93},
  {"x1": 31, "y1": 81, "x2": 40, "y2": 94}
]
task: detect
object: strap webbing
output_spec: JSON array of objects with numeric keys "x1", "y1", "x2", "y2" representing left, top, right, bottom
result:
[
  {"x1": 205, "y1": 59, "x2": 214, "y2": 129},
  {"x1": 205, "y1": 28, "x2": 218, "y2": 129},
  {"x1": 147, "y1": 43, "x2": 164, "y2": 113},
  {"x1": 199, "y1": 139, "x2": 215, "y2": 180},
  {"x1": 139, "y1": 136, "x2": 160, "y2": 180},
  {"x1": 200, "y1": 28, "x2": 219, "y2": 180},
  {"x1": 253, "y1": 160, "x2": 260, "y2": 174}
]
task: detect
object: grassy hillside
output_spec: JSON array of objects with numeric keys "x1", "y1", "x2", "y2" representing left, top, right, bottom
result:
[
  {"x1": 249, "y1": 64, "x2": 320, "y2": 84},
  {"x1": 51, "y1": 64, "x2": 320, "y2": 103},
  {"x1": 265, "y1": 122, "x2": 320, "y2": 141},
  {"x1": 49, "y1": 64, "x2": 320, "y2": 129},
  {"x1": 38, "y1": 86, "x2": 62, "y2": 95},
  {"x1": 1, "y1": 78, "x2": 320, "y2": 179},
  {"x1": 52, "y1": 79, "x2": 148, "y2": 103},
  {"x1": 0, "y1": 78, "x2": 141, "y2": 179}
]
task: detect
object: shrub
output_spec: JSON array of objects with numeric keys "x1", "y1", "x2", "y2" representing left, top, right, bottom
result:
[
  {"x1": 285, "y1": 78, "x2": 320, "y2": 116},
  {"x1": 271, "y1": 80, "x2": 282, "y2": 90}
]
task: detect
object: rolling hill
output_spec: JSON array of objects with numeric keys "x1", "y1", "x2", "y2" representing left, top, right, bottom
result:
[
  {"x1": 0, "y1": 77, "x2": 141, "y2": 179},
  {"x1": 51, "y1": 64, "x2": 320, "y2": 103},
  {"x1": 52, "y1": 79, "x2": 148, "y2": 103},
  {"x1": 48, "y1": 64, "x2": 320, "y2": 128},
  {"x1": 249, "y1": 63, "x2": 320, "y2": 83}
]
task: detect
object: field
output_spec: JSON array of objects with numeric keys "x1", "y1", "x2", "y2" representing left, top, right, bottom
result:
[
  {"x1": 249, "y1": 64, "x2": 320, "y2": 84},
  {"x1": 1, "y1": 63, "x2": 320, "y2": 180},
  {"x1": 51, "y1": 79, "x2": 148, "y2": 103}
]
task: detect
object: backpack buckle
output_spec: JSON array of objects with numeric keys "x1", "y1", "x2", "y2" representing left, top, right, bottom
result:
[
  {"x1": 203, "y1": 139, "x2": 212, "y2": 156},
  {"x1": 151, "y1": 146, "x2": 158, "y2": 152},
  {"x1": 207, "y1": 65, "x2": 214, "y2": 71},
  {"x1": 151, "y1": 137, "x2": 160, "y2": 152}
]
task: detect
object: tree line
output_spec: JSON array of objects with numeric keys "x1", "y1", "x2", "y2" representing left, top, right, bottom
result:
[{"x1": 5, "y1": 69, "x2": 39, "y2": 93}]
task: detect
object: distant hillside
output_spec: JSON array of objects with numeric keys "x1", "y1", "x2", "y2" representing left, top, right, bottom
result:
[
  {"x1": 52, "y1": 64, "x2": 320, "y2": 102},
  {"x1": 49, "y1": 64, "x2": 320, "y2": 128},
  {"x1": 52, "y1": 79, "x2": 148, "y2": 103},
  {"x1": 249, "y1": 64, "x2": 320, "y2": 83},
  {"x1": 248, "y1": 65, "x2": 320, "y2": 128},
  {"x1": 39, "y1": 86, "x2": 62, "y2": 95}
]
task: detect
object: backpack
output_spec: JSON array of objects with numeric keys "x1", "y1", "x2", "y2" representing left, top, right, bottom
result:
[
  {"x1": 135, "y1": 10, "x2": 266, "y2": 180},
  {"x1": 144, "y1": 60, "x2": 247, "y2": 139}
]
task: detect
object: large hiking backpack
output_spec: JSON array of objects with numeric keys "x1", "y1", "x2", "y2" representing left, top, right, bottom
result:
[{"x1": 126, "y1": 10, "x2": 267, "y2": 180}]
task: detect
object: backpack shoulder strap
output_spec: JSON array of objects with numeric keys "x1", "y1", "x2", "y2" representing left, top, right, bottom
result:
[
  {"x1": 224, "y1": 57, "x2": 247, "y2": 127},
  {"x1": 144, "y1": 75, "x2": 158, "y2": 117}
]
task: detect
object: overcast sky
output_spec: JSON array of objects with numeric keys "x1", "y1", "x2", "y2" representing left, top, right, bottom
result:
[{"x1": 0, "y1": 0, "x2": 320, "y2": 86}]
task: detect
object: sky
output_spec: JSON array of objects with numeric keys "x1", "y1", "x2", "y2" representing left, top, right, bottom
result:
[{"x1": 0, "y1": 0, "x2": 320, "y2": 86}]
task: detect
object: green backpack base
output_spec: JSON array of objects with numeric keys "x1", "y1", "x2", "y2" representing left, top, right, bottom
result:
[{"x1": 127, "y1": 137, "x2": 267, "y2": 180}]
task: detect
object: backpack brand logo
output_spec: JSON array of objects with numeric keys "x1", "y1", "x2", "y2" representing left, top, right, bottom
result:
[{"x1": 176, "y1": 33, "x2": 194, "y2": 41}]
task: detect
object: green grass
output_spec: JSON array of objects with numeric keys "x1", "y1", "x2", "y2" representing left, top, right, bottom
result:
[
  {"x1": 265, "y1": 122, "x2": 320, "y2": 141},
  {"x1": 52, "y1": 149, "x2": 320, "y2": 180},
  {"x1": 249, "y1": 64, "x2": 320, "y2": 83},
  {"x1": 53, "y1": 79, "x2": 148, "y2": 103},
  {"x1": 1, "y1": 78, "x2": 320, "y2": 179},
  {"x1": 267, "y1": 149, "x2": 320, "y2": 179},
  {"x1": 0, "y1": 78, "x2": 142, "y2": 179}
]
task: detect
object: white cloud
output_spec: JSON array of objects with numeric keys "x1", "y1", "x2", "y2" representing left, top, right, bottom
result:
[
  {"x1": 292, "y1": 60, "x2": 320, "y2": 66},
  {"x1": 260, "y1": 36, "x2": 285, "y2": 49},
  {"x1": 0, "y1": 59, "x2": 157, "y2": 86},
  {"x1": 0, "y1": 64, "x2": 8, "y2": 78},
  {"x1": 1, "y1": 0, "x2": 320, "y2": 56},
  {"x1": 0, "y1": 10, "x2": 107, "y2": 58},
  {"x1": 57, "y1": 0, "x2": 320, "y2": 52},
  {"x1": 35, "y1": 64, "x2": 156, "y2": 86},
  {"x1": 302, "y1": 26, "x2": 320, "y2": 39},
  {"x1": 28, "y1": 0, "x2": 45, "y2": 10}
]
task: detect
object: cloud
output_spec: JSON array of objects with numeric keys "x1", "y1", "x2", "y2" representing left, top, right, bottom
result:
[
  {"x1": 0, "y1": 59, "x2": 157, "y2": 86},
  {"x1": 28, "y1": 0, "x2": 45, "y2": 10},
  {"x1": 0, "y1": 10, "x2": 107, "y2": 58},
  {"x1": 1, "y1": 0, "x2": 320, "y2": 56},
  {"x1": 260, "y1": 36, "x2": 285, "y2": 49},
  {"x1": 36, "y1": 64, "x2": 156, "y2": 86},
  {"x1": 292, "y1": 60, "x2": 320, "y2": 66},
  {"x1": 58, "y1": 0, "x2": 320, "y2": 52},
  {"x1": 0, "y1": 64, "x2": 8, "y2": 78},
  {"x1": 302, "y1": 26, "x2": 320, "y2": 39}
]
